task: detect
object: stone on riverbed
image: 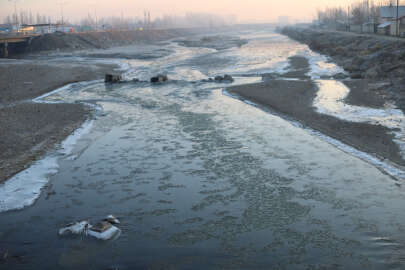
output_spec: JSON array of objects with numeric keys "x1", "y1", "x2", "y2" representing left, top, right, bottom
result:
[
  {"x1": 105, "y1": 74, "x2": 122, "y2": 83},
  {"x1": 151, "y1": 74, "x2": 168, "y2": 83}
]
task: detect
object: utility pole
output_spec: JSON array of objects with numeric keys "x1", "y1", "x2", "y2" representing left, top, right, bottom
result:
[
  {"x1": 58, "y1": 2, "x2": 67, "y2": 26},
  {"x1": 397, "y1": 0, "x2": 399, "y2": 36},
  {"x1": 8, "y1": 0, "x2": 18, "y2": 27}
]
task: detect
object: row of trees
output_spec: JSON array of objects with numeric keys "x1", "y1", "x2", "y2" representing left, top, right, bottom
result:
[
  {"x1": 3, "y1": 11, "x2": 53, "y2": 26},
  {"x1": 316, "y1": 0, "x2": 401, "y2": 26},
  {"x1": 2, "y1": 9, "x2": 236, "y2": 30},
  {"x1": 78, "y1": 12, "x2": 236, "y2": 30}
]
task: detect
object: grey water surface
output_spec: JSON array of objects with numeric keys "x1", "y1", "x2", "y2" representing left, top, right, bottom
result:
[{"x1": 1, "y1": 28, "x2": 405, "y2": 270}]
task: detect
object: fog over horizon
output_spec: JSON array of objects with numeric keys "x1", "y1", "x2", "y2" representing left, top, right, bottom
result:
[{"x1": 0, "y1": 0, "x2": 360, "y2": 24}]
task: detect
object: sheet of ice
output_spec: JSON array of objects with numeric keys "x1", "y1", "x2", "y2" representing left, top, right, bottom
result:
[
  {"x1": 60, "y1": 120, "x2": 94, "y2": 159},
  {"x1": 0, "y1": 156, "x2": 59, "y2": 212}
]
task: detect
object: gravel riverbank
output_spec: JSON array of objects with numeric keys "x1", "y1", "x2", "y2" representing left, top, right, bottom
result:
[{"x1": 0, "y1": 59, "x2": 120, "y2": 182}]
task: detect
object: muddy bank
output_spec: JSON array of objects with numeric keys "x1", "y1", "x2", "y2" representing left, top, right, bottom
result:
[
  {"x1": 5, "y1": 28, "x2": 201, "y2": 58},
  {"x1": 281, "y1": 27, "x2": 405, "y2": 111},
  {"x1": 0, "y1": 59, "x2": 121, "y2": 182},
  {"x1": 227, "y1": 56, "x2": 405, "y2": 168}
]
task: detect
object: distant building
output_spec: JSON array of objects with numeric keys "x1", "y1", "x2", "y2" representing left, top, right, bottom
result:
[
  {"x1": 0, "y1": 24, "x2": 10, "y2": 33},
  {"x1": 379, "y1": 6, "x2": 405, "y2": 36},
  {"x1": 18, "y1": 24, "x2": 73, "y2": 34}
]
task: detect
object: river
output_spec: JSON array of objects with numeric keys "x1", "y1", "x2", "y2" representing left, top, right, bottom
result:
[{"x1": 1, "y1": 26, "x2": 405, "y2": 269}]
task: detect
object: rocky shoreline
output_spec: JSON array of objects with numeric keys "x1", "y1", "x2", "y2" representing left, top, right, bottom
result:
[{"x1": 281, "y1": 27, "x2": 405, "y2": 112}]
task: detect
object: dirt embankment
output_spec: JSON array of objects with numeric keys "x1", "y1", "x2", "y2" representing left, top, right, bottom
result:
[
  {"x1": 5, "y1": 28, "x2": 197, "y2": 57},
  {"x1": 281, "y1": 27, "x2": 405, "y2": 111}
]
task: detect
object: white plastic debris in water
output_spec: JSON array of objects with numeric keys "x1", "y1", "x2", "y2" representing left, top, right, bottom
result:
[
  {"x1": 88, "y1": 222, "x2": 121, "y2": 241},
  {"x1": 103, "y1": 215, "x2": 120, "y2": 224},
  {"x1": 58, "y1": 216, "x2": 121, "y2": 241},
  {"x1": 58, "y1": 221, "x2": 90, "y2": 236}
]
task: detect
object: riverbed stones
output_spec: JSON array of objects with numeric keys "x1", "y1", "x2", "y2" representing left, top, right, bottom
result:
[
  {"x1": 105, "y1": 74, "x2": 122, "y2": 83},
  {"x1": 150, "y1": 74, "x2": 168, "y2": 83}
]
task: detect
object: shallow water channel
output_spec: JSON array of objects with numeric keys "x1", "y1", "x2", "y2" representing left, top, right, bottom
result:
[{"x1": 2, "y1": 29, "x2": 405, "y2": 269}]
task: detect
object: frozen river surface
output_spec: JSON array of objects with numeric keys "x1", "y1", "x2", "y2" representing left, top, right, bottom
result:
[{"x1": 2, "y1": 28, "x2": 405, "y2": 269}]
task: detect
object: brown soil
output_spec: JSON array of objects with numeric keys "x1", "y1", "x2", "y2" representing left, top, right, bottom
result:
[
  {"x1": 343, "y1": 80, "x2": 386, "y2": 108},
  {"x1": 0, "y1": 103, "x2": 89, "y2": 182},
  {"x1": 0, "y1": 61, "x2": 118, "y2": 104},
  {"x1": 0, "y1": 59, "x2": 121, "y2": 183}
]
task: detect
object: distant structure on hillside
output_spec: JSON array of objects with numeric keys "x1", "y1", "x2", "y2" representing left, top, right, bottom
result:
[{"x1": 278, "y1": 16, "x2": 290, "y2": 25}]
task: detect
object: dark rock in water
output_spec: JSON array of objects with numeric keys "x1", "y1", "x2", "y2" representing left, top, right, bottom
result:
[
  {"x1": 132, "y1": 78, "x2": 140, "y2": 83},
  {"x1": 105, "y1": 74, "x2": 122, "y2": 83},
  {"x1": 214, "y1": 74, "x2": 234, "y2": 83},
  {"x1": 151, "y1": 74, "x2": 168, "y2": 83},
  {"x1": 223, "y1": 74, "x2": 234, "y2": 82},
  {"x1": 350, "y1": 72, "x2": 363, "y2": 79},
  {"x1": 333, "y1": 73, "x2": 348, "y2": 80},
  {"x1": 320, "y1": 75, "x2": 332, "y2": 79}
]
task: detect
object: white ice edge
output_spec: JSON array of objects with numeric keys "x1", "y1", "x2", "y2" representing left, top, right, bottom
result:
[
  {"x1": 0, "y1": 57, "x2": 131, "y2": 213},
  {"x1": 0, "y1": 119, "x2": 94, "y2": 213},
  {"x1": 223, "y1": 89, "x2": 405, "y2": 180},
  {"x1": 33, "y1": 80, "x2": 102, "y2": 103},
  {"x1": 0, "y1": 117, "x2": 94, "y2": 212}
]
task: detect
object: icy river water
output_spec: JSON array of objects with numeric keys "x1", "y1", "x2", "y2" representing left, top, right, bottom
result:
[{"x1": 2, "y1": 28, "x2": 405, "y2": 269}]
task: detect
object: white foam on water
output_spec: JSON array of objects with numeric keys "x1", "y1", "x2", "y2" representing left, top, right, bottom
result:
[{"x1": 223, "y1": 89, "x2": 405, "y2": 181}]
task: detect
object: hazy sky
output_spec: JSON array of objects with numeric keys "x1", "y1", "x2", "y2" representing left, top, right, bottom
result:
[{"x1": 0, "y1": 0, "x2": 360, "y2": 23}]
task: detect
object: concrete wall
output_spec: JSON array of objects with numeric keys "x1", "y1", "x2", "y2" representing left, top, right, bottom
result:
[{"x1": 349, "y1": 25, "x2": 362, "y2": 33}]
